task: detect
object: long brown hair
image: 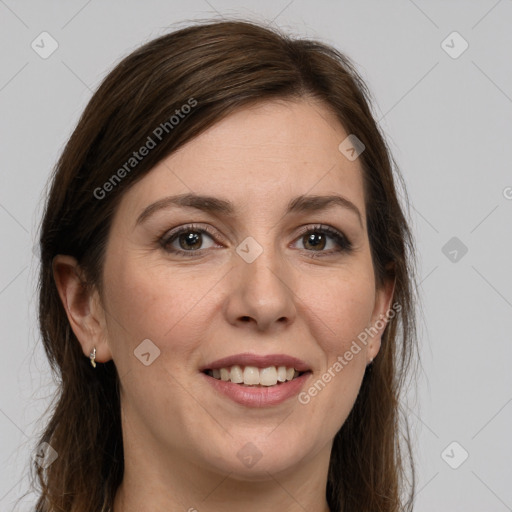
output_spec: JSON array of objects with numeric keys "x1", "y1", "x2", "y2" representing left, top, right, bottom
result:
[{"x1": 28, "y1": 19, "x2": 418, "y2": 512}]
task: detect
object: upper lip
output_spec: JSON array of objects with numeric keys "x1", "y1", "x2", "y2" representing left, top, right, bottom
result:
[{"x1": 200, "y1": 353, "x2": 311, "y2": 372}]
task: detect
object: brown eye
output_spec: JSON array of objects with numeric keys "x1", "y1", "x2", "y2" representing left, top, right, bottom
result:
[
  {"x1": 177, "y1": 231, "x2": 203, "y2": 251},
  {"x1": 293, "y1": 225, "x2": 352, "y2": 258},
  {"x1": 160, "y1": 225, "x2": 218, "y2": 256},
  {"x1": 302, "y1": 232, "x2": 327, "y2": 251}
]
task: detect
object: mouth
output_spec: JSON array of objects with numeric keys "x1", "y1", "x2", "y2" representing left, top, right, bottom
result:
[
  {"x1": 202, "y1": 365, "x2": 310, "y2": 387},
  {"x1": 199, "y1": 353, "x2": 313, "y2": 406}
]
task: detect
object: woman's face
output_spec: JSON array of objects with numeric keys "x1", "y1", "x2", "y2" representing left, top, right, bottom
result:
[{"x1": 97, "y1": 98, "x2": 393, "y2": 478}]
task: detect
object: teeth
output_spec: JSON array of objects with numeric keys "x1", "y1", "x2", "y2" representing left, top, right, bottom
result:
[
  {"x1": 243, "y1": 366, "x2": 260, "y2": 385},
  {"x1": 260, "y1": 366, "x2": 278, "y2": 386},
  {"x1": 207, "y1": 365, "x2": 301, "y2": 386},
  {"x1": 230, "y1": 364, "x2": 243, "y2": 384}
]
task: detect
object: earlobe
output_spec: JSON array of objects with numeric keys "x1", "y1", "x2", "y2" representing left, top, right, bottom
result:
[{"x1": 52, "y1": 255, "x2": 112, "y2": 364}]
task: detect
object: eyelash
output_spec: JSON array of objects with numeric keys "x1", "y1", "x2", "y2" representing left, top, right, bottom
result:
[{"x1": 158, "y1": 223, "x2": 353, "y2": 259}]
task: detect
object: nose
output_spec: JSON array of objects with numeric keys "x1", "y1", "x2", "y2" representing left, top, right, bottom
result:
[{"x1": 223, "y1": 242, "x2": 297, "y2": 332}]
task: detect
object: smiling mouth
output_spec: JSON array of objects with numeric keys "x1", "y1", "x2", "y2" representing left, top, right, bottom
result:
[{"x1": 202, "y1": 365, "x2": 309, "y2": 387}]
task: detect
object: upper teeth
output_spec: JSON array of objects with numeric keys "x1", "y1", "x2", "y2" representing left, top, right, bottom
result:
[{"x1": 208, "y1": 365, "x2": 299, "y2": 386}]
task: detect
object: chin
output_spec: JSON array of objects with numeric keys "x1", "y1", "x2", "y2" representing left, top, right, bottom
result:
[
  {"x1": 200, "y1": 429, "x2": 313, "y2": 479},
  {"x1": 215, "y1": 453, "x2": 306, "y2": 482}
]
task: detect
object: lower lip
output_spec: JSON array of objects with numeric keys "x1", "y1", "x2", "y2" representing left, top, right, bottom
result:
[{"x1": 201, "y1": 372, "x2": 311, "y2": 407}]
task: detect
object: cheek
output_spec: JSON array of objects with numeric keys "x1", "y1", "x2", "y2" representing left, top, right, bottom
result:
[
  {"x1": 302, "y1": 268, "x2": 375, "y2": 357},
  {"x1": 295, "y1": 268, "x2": 374, "y2": 424},
  {"x1": 102, "y1": 255, "x2": 220, "y2": 368}
]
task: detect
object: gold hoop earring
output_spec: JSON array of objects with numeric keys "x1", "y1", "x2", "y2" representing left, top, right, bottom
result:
[{"x1": 89, "y1": 347, "x2": 97, "y2": 368}]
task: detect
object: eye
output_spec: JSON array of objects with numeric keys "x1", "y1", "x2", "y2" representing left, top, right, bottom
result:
[
  {"x1": 292, "y1": 224, "x2": 352, "y2": 257},
  {"x1": 159, "y1": 224, "x2": 219, "y2": 257},
  {"x1": 158, "y1": 223, "x2": 352, "y2": 259}
]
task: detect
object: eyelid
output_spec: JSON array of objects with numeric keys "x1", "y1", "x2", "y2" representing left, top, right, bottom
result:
[
  {"x1": 292, "y1": 223, "x2": 352, "y2": 252},
  {"x1": 158, "y1": 225, "x2": 216, "y2": 255},
  {"x1": 158, "y1": 222, "x2": 352, "y2": 257},
  {"x1": 160, "y1": 223, "x2": 225, "y2": 245}
]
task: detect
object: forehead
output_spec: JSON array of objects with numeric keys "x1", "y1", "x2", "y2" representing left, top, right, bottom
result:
[{"x1": 117, "y1": 99, "x2": 366, "y2": 221}]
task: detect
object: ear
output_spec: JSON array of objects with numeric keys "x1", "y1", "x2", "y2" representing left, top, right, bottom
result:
[
  {"x1": 52, "y1": 255, "x2": 113, "y2": 364},
  {"x1": 367, "y1": 266, "x2": 397, "y2": 363}
]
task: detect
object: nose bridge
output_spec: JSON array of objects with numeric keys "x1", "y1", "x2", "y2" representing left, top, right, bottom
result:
[
  {"x1": 240, "y1": 236, "x2": 284, "y2": 287},
  {"x1": 238, "y1": 233, "x2": 288, "y2": 297},
  {"x1": 226, "y1": 231, "x2": 297, "y2": 330}
]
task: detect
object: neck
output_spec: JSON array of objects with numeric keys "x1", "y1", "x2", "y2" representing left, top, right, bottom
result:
[{"x1": 113, "y1": 430, "x2": 333, "y2": 512}]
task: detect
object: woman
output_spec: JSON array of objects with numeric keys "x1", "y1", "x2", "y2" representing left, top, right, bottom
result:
[{"x1": 31, "y1": 19, "x2": 418, "y2": 512}]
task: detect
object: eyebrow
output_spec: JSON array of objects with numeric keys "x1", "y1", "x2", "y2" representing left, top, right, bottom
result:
[{"x1": 135, "y1": 193, "x2": 363, "y2": 228}]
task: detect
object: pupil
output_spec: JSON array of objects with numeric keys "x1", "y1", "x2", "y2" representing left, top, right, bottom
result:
[
  {"x1": 180, "y1": 232, "x2": 201, "y2": 250},
  {"x1": 305, "y1": 233, "x2": 325, "y2": 250}
]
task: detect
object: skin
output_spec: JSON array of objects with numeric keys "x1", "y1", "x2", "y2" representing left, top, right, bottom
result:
[{"x1": 54, "y1": 98, "x2": 395, "y2": 512}]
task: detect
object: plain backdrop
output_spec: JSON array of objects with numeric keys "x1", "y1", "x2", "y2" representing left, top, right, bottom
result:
[{"x1": 1, "y1": 1, "x2": 511, "y2": 511}]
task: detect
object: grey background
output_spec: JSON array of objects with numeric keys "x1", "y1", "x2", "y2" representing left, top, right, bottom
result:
[{"x1": 1, "y1": 1, "x2": 511, "y2": 511}]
